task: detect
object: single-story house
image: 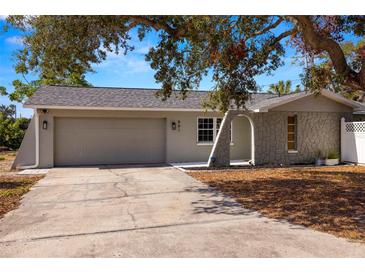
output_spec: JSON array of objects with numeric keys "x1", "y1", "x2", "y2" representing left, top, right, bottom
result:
[{"x1": 13, "y1": 85, "x2": 365, "y2": 169}]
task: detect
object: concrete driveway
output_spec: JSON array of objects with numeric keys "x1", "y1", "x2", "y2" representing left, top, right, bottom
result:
[{"x1": 0, "y1": 165, "x2": 364, "y2": 257}]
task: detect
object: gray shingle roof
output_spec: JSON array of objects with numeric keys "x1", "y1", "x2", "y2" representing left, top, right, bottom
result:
[{"x1": 24, "y1": 85, "x2": 306, "y2": 111}]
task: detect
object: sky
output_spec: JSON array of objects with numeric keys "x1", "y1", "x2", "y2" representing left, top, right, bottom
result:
[{"x1": 0, "y1": 17, "x2": 304, "y2": 118}]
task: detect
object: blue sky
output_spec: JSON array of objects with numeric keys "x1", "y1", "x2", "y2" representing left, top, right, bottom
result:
[{"x1": 0, "y1": 17, "x2": 303, "y2": 118}]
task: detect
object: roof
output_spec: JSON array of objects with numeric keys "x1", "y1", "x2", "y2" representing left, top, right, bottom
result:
[{"x1": 24, "y1": 85, "x2": 365, "y2": 112}]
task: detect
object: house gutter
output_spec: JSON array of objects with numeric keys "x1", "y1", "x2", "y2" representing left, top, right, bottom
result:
[{"x1": 18, "y1": 110, "x2": 39, "y2": 169}]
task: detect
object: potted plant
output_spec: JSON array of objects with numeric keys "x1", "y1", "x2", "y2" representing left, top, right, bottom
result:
[
  {"x1": 325, "y1": 150, "x2": 340, "y2": 166},
  {"x1": 315, "y1": 150, "x2": 325, "y2": 166}
]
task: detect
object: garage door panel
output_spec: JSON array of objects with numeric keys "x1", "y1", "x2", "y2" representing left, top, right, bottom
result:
[{"x1": 54, "y1": 118, "x2": 166, "y2": 166}]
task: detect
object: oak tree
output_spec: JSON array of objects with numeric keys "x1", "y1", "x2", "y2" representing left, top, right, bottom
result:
[{"x1": 3, "y1": 15, "x2": 365, "y2": 110}]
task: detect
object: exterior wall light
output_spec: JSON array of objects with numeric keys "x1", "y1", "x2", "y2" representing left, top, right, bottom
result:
[
  {"x1": 171, "y1": 121, "x2": 177, "y2": 130},
  {"x1": 42, "y1": 120, "x2": 48, "y2": 130}
]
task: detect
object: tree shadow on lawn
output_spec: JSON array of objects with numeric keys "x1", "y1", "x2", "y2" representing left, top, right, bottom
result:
[{"x1": 191, "y1": 168, "x2": 365, "y2": 242}]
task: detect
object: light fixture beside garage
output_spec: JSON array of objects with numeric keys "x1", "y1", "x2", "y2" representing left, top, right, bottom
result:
[
  {"x1": 42, "y1": 120, "x2": 48, "y2": 130},
  {"x1": 171, "y1": 120, "x2": 181, "y2": 131}
]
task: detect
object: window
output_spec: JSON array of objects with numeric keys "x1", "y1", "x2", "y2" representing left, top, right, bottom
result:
[
  {"x1": 198, "y1": 118, "x2": 214, "y2": 142},
  {"x1": 197, "y1": 117, "x2": 232, "y2": 144},
  {"x1": 287, "y1": 115, "x2": 297, "y2": 151}
]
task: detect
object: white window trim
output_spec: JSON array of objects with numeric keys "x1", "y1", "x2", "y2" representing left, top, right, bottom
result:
[{"x1": 196, "y1": 117, "x2": 233, "y2": 145}]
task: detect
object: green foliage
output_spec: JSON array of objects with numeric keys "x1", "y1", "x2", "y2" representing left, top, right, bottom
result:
[
  {"x1": 268, "y1": 80, "x2": 293, "y2": 95},
  {"x1": 0, "y1": 105, "x2": 30, "y2": 150},
  {"x1": 9, "y1": 80, "x2": 39, "y2": 103},
  {"x1": 8, "y1": 74, "x2": 91, "y2": 103},
  {"x1": 0, "y1": 86, "x2": 7, "y2": 96},
  {"x1": 4, "y1": 16, "x2": 289, "y2": 110},
  {"x1": 327, "y1": 150, "x2": 340, "y2": 159},
  {"x1": 301, "y1": 39, "x2": 365, "y2": 99},
  {"x1": 3, "y1": 15, "x2": 365, "y2": 109}
]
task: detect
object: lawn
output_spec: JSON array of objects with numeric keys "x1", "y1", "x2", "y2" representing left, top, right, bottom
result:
[
  {"x1": 0, "y1": 151, "x2": 44, "y2": 218},
  {"x1": 188, "y1": 165, "x2": 365, "y2": 242}
]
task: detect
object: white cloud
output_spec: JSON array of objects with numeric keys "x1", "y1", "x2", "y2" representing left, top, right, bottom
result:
[
  {"x1": 134, "y1": 44, "x2": 152, "y2": 55},
  {"x1": 5, "y1": 36, "x2": 24, "y2": 46},
  {"x1": 96, "y1": 51, "x2": 151, "y2": 74},
  {"x1": 0, "y1": 15, "x2": 7, "y2": 21}
]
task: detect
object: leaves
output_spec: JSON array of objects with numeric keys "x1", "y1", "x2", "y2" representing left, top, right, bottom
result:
[
  {"x1": 4, "y1": 15, "x2": 365, "y2": 108},
  {"x1": 0, "y1": 105, "x2": 30, "y2": 150},
  {"x1": 268, "y1": 80, "x2": 293, "y2": 95},
  {"x1": 0, "y1": 86, "x2": 7, "y2": 96}
]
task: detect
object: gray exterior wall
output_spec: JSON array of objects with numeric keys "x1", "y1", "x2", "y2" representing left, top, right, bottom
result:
[
  {"x1": 15, "y1": 109, "x2": 252, "y2": 168},
  {"x1": 250, "y1": 111, "x2": 352, "y2": 165},
  {"x1": 251, "y1": 94, "x2": 354, "y2": 165}
]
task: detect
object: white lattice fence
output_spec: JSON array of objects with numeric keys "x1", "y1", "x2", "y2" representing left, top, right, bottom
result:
[{"x1": 341, "y1": 118, "x2": 365, "y2": 164}]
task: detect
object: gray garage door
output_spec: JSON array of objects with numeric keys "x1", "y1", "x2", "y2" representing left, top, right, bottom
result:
[{"x1": 54, "y1": 117, "x2": 166, "y2": 166}]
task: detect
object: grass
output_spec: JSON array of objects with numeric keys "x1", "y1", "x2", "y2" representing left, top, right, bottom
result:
[
  {"x1": 188, "y1": 165, "x2": 365, "y2": 242},
  {"x1": 0, "y1": 151, "x2": 44, "y2": 218}
]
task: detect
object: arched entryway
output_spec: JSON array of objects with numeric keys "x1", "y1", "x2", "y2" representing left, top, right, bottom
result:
[{"x1": 231, "y1": 114, "x2": 255, "y2": 165}]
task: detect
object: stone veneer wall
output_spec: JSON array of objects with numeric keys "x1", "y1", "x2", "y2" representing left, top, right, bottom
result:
[{"x1": 250, "y1": 112, "x2": 353, "y2": 165}]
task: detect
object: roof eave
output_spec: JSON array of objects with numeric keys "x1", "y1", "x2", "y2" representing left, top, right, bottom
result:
[
  {"x1": 24, "y1": 104, "x2": 212, "y2": 112},
  {"x1": 253, "y1": 92, "x2": 311, "y2": 112},
  {"x1": 319, "y1": 89, "x2": 365, "y2": 110},
  {"x1": 254, "y1": 90, "x2": 365, "y2": 112}
]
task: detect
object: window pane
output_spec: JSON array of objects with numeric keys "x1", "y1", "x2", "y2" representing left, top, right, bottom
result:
[
  {"x1": 288, "y1": 142, "x2": 295, "y2": 150},
  {"x1": 287, "y1": 115, "x2": 297, "y2": 150},
  {"x1": 288, "y1": 116, "x2": 295, "y2": 124},
  {"x1": 288, "y1": 125, "x2": 295, "y2": 132},
  {"x1": 198, "y1": 117, "x2": 214, "y2": 142}
]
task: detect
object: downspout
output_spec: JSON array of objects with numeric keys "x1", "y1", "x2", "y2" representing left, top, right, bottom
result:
[{"x1": 19, "y1": 110, "x2": 39, "y2": 169}]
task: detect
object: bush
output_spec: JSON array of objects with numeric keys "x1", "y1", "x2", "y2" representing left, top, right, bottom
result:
[
  {"x1": 327, "y1": 150, "x2": 340, "y2": 159},
  {"x1": 0, "y1": 105, "x2": 30, "y2": 150}
]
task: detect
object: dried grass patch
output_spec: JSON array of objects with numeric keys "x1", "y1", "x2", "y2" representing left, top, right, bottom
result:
[
  {"x1": 0, "y1": 175, "x2": 44, "y2": 218},
  {"x1": 0, "y1": 151, "x2": 17, "y2": 172},
  {"x1": 188, "y1": 166, "x2": 365, "y2": 242},
  {"x1": 0, "y1": 151, "x2": 44, "y2": 217}
]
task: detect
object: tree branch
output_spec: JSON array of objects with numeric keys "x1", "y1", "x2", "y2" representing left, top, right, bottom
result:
[
  {"x1": 252, "y1": 17, "x2": 284, "y2": 37},
  {"x1": 290, "y1": 15, "x2": 365, "y2": 92},
  {"x1": 270, "y1": 29, "x2": 296, "y2": 45},
  {"x1": 126, "y1": 16, "x2": 183, "y2": 38}
]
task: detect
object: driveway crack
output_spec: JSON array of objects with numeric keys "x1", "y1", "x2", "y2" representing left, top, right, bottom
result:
[{"x1": 127, "y1": 203, "x2": 137, "y2": 228}]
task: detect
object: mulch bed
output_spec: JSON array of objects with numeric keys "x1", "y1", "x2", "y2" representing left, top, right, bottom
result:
[
  {"x1": 188, "y1": 165, "x2": 365, "y2": 242},
  {"x1": 0, "y1": 175, "x2": 44, "y2": 218},
  {"x1": 0, "y1": 151, "x2": 44, "y2": 218}
]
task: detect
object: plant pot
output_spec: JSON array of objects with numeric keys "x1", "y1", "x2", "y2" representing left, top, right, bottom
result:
[
  {"x1": 325, "y1": 158, "x2": 339, "y2": 166},
  {"x1": 315, "y1": 158, "x2": 325, "y2": 166}
]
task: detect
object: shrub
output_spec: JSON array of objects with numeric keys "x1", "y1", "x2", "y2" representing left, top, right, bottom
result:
[
  {"x1": 0, "y1": 105, "x2": 30, "y2": 150},
  {"x1": 327, "y1": 150, "x2": 340, "y2": 159}
]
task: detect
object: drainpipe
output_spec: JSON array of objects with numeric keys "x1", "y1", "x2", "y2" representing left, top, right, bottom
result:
[{"x1": 19, "y1": 110, "x2": 39, "y2": 169}]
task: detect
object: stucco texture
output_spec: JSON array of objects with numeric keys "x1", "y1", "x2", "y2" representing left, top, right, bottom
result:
[
  {"x1": 251, "y1": 112, "x2": 352, "y2": 165},
  {"x1": 15, "y1": 109, "x2": 251, "y2": 168}
]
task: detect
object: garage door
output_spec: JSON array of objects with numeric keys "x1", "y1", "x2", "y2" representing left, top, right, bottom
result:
[{"x1": 54, "y1": 117, "x2": 166, "y2": 166}]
